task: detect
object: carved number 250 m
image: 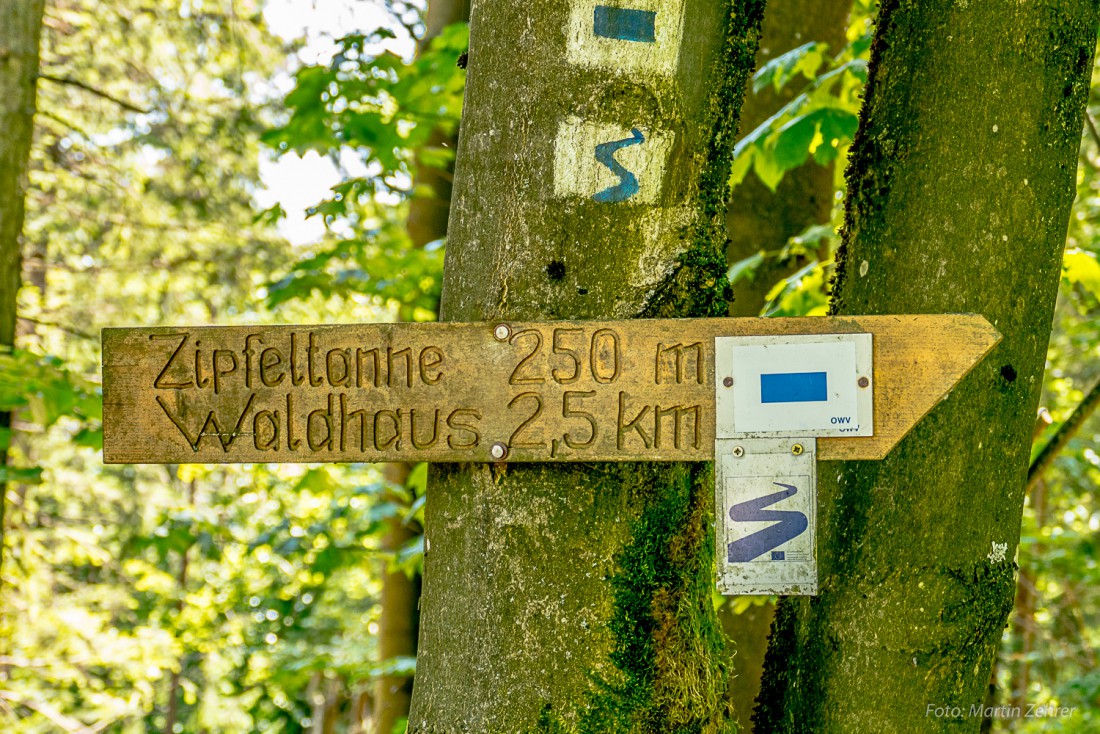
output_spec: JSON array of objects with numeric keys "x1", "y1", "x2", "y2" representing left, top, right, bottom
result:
[{"x1": 508, "y1": 328, "x2": 622, "y2": 385}]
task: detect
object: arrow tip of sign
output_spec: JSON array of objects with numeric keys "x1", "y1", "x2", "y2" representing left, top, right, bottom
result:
[
  {"x1": 969, "y1": 312, "x2": 1002, "y2": 348},
  {"x1": 817, "y1": 313, "x2": 1003, "y2": 461}
]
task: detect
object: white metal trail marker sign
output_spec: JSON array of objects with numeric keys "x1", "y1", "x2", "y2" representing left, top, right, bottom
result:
[
  {"x1": 714, "y1": 333, "x2": 873, "y2": 595},
  {"x1": 102, "y1": 314, "x2": 1000, "y2": 596}
]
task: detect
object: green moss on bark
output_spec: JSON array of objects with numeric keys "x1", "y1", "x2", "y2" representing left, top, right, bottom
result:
[
  {"x1": 536, "y1": 465, "x2": 734, "y2": 734},
  {"x1": 552, "y1": 1, "x2": 767, "y2": 728},
  {"x1": 643, "y1": 0, "x2": 766, "y2": 319},
  {"x1": 828, "y1": 0, "x2": 898, "y2": 315}
]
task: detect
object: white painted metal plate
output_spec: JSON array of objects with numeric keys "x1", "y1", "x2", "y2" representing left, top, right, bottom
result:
[
  {"x1": 715, "y1": 333, "x2": 873, "y2": 438},
  {"x1": 565, "y1": 0, "x2": 686, "y2": 77},
  {"x1": 716, "y1": 438, "x2": 816, "y2": 595}
]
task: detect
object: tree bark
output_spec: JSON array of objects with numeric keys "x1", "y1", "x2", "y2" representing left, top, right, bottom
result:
[
  {"x1": 409, "y1": 0, "x2": 766, "y2": 729},
  {"x1": 755, "y1": 1, "x2": 1100, "y2": 731},
  {"x1": 719, "y1": 0, "x2": 849, "y2": 729},
  {"x1": 0, "y1": 0, "x2": 47, "y2": 586}
]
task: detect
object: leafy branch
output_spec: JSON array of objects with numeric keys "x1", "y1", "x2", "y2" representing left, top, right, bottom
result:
[{"x1": 730, "y1": 35, "x2": 870, "y2": 191}]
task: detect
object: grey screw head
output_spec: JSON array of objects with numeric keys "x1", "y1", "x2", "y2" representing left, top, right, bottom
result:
[
  {"x1": 792, "y1": 444, "x2": 804, "y2": 456},
  {"x1": 493, "y1": 324, "x2": 511, "y2": 341},
  {"x1": 732, "y1": 446, "x2": 745, "y2": 458},
  {"x1": 722, "y1": 376, "x2": 733, "y2": 387},
  {"x1": 858, "y1": 376, "x2": 870, "y2": 388},
  {"x1": 490, "y1": 442, "x2": 509, "y2": 460}
]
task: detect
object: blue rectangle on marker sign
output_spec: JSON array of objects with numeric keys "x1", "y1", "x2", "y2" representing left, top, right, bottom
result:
[
  {"x1": 760, "y1": 372, "x2": 828, "y2": 404},
  {"x1": 593, "y1": 6, "x2": 657, "y2": 43}
]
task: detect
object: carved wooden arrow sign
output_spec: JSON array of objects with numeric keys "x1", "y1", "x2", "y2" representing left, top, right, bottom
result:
[{"x1": 101, "y1": 314, "x2": 999, "y2": 465}]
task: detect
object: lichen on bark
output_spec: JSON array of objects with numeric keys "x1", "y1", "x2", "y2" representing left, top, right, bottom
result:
[{"x1": 569, "y1": 465, "x2": 734, "y2": 733}]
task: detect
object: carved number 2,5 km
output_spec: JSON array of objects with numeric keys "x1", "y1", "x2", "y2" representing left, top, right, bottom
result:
[{"x1": 508, "y1": 390, "x2": 600, "y2": 452}]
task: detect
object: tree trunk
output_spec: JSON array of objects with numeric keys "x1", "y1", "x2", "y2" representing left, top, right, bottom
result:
[
  {"x1": 719, "y1": 600, "x2": 773, "y2": 730},
  {"x1": 719, "y1": 0, "x2": 849, "y2": 728},
  {"x1": 756, "y1": 2, "x2": 1100, "y2": 731},
  {"x1": 1009, "y1": 467, "x2": 1049, "y2": 717},
  {"x1": 0, "y1": 0, "x2": 46, "y2": 585},
  {"x1": 978, "y1": 409, "x2": 1052, "y2": 733},
  {"x1": 409, "y1": 0, "x2": 766, "y2": 729}
]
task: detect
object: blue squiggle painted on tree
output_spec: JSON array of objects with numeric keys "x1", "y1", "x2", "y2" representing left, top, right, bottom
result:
[
  {"x1": 593, "y1": 128, "x2": 645, "y2": 203},
  {"x1": 727, "y1": 482, "x2": 808, "y2": 562}
]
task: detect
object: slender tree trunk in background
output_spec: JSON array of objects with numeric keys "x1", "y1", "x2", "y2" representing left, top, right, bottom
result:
[
  {"x1": 720, "y1": 601, "x2": 772, "y2": 730},
  {"x1": 0, "y1": 0, "x2": 47, "y2": 587},
  {"x1": 1008, "y1": 479, "x2": 1044, "y2": 717},
  {"x1": 404, "y1": 0, "x2": 470, "y2": 251},
  {"x1": 756, "y1": 2, "x2": 1099, "y2": 731},
  {"x1": 352, "y1": 690, "x2": 372, "y2": 733},
  {"x1": 409, "y1": 0, "x2": 766, "y2": 729},
  {"x1": 978, "y1": 409, "x2": 1052, "y2": 733},
  {"x1": 373, "y1": 3, "x2": 469, "y2": 732},
  {"x1": 323, "y1": 679, "x2": 341, "y2": 734},
  {"x1": 725, "y1": 0, "x2": 849, "y2": 318},
  {"x1": 719, "y1": 0, "x2": 849, "y2": 728},
  {"x1": 376, "y1": 461, "x2": 418, "y2": 734},
  {"x1": 165, "y1": 480, "x2": 196, "y2": 734}
]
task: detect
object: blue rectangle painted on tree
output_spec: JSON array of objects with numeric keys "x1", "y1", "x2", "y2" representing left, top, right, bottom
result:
[
  {"x1": 593, "y1": 6, "x2": 657, "y2": 43},
  {"x1": 759, "y1": 372, "x2": 828, "y2": 404}
]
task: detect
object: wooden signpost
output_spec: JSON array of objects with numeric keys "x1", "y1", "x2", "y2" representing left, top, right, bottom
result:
[
  {"x1": 103, "y1": 314, "x2": 997, "y2": 464},
  {"x1": 102, "y1": 313, "x2": 1000, "y2": 594}
]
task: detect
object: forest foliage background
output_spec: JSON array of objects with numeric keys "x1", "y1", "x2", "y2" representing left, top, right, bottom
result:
[{"x1": 0, "y1": 0, "x2": 1097, "y2": 732}]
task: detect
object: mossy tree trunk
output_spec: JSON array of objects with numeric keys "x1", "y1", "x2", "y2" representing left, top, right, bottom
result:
[
  {"x1": 0, "y1": 0, "x2": 46, "y2": 586},
  {"x1": 408, "y1": 0, "x2": 766, "y2": 730},
  {"x1": 719, "y1": 0, "x2": 849, "y2": 728},
  {"x1": 755, "y1": 1, "x2": 1100, "y2": 731}
]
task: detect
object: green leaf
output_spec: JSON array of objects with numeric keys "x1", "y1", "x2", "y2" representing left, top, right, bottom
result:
[
  {"x1": 752, "y1": 42, "x2": 828, "y2": 94},
  {"x1": 762, "y1": 260, "x2": 829, "y2": 317},
  {"x1": 0, "y1": 465, "x2": 44, "y2": 485},
  {"x1": 392, "y1": 535, "x2": 424, "y2": 576},
  {"x1": 788, "y1": 223, "x2": 836, "y2": 248},
  {"x1": 728, "y1": 251, "x2": 766, "y2": 284},
  {"x1": 752, "y1": 145, "x2": 787, "y2": 192},
  {"x1": 72, "y1": 427, "x2": 104, "y2": 450},
  {"x1": 406, "y1": 462, "x2": 428, "y2": 496},
  {"x1": 772, "y1": 114, "x2": 816, "y2": 171},
  {"x1": 370, "y1": 655, "x2": 417, "y2": 678},
  {"x1": 728, "y1": 594, "x2": 775, "y2": 615},
  {"x1": 403, "y1": 494, "x2": 426, "y2": 526},
  {"x1": 729, "y1": 146, "x2": 755, "y2": 187},
  {"x1": 0, "y1": 349, "x2": 102, "y2": 428},
  {"x1": 1063, "y1": 249, "x2": 1100, "y2": 299},
  {"x1": 811, "y1": 107, "x2": 859, "y2": 164}
]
